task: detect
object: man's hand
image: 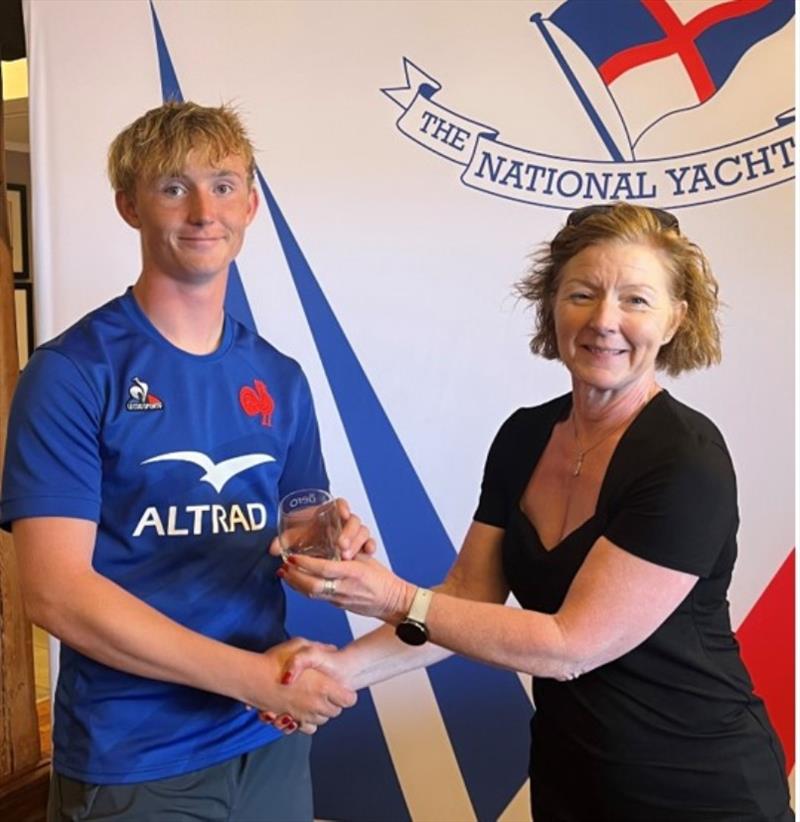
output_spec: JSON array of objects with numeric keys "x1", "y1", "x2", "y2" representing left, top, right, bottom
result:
[
  {"x1": 269, "y1": 498, "x2": 376, "y2": 561},
  {"x1": 333, "y1": 498, "x2": 377, "y2": 560}
]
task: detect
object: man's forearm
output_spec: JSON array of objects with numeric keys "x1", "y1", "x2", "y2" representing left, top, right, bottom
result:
[
  {"x1": 30, "y1": 566, "x2": 269, "y2": 706},
  {"x1": 15, "y1": 515, "x2": 355, "y2": 726}
]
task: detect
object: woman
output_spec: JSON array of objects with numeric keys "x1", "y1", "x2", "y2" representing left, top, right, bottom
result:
[{"x1": 274, "y1": 203, "x2": 792, "y2": 821}]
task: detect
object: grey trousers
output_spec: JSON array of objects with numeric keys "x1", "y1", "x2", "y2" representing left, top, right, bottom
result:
[{"x1": 47, "y1": 734, "x2": 313, "y2": 822}]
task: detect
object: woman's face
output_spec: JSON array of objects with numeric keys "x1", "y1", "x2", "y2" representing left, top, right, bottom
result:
[{"x1": 553, "y1": 241, "x2": 686, "y2": 394}]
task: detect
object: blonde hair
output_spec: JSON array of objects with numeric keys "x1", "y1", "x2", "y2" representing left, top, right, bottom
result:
[
  {"x1": 108, "y1": 101, "x2": 255, "y2": 195},
  {"x1": 517, "y1": 202, "x2": 721, "y2": 376}
]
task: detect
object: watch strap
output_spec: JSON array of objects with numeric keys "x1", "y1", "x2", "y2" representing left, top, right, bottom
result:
[{"x1": 406, "y1": 587, "x2": 433, "y2": 625}]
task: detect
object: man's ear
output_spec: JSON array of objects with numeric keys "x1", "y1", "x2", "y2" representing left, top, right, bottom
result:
[
  {"x1": 115, "y1": 190, "x2": 141, "y2": 229},
  {"x1": 245, "y1": 185, "x2": 259, "y2": 226}
]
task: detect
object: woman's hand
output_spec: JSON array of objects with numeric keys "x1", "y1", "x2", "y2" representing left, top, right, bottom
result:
[
  {"x1": 277, "y1": 554, "x2": 416, "y2": 623},
  {"x1": 269, "y1": 498, "x2": 376, "y2": 562}
]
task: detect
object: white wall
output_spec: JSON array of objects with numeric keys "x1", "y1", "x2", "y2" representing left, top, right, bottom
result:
[{"x1": 27, "y1": 2, "x2": 794, "y2": 819}]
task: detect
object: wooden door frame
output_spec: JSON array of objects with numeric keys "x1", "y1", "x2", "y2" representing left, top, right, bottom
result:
[{"x1": 0, "y1": 56, "x2": 50, "y2": 813}]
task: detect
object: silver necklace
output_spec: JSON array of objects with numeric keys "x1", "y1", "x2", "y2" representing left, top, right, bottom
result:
[{"x1": 570, "y1": 412, "x2": 635, "y2": 477}]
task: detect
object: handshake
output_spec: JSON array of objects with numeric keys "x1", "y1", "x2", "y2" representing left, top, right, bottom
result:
[
  {"x1": 248, "y1": 497, "x2": 415, "y2": 735},
  {"x1": 253, "y1": 636, "x2": 356, "y2": 737}
]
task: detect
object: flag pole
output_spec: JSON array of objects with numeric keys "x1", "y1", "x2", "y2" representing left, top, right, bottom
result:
[{"x1": 530, "y1": 13, "x2": 627, "y2": 162}]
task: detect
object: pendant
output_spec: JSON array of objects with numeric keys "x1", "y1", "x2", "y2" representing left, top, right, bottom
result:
[{"x1": 573, "y1": 453, "x2": 584, "y2": 477}]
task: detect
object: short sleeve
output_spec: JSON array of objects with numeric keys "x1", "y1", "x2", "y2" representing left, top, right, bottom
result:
[
  {"x1": 474, "y1": 411, "x2": 524, "y2": 528},
  {"x1": 277, "y1": 369, "x2": 328, "y2": 497},
  {"x1": 603, "y1": 437, "x2": 737, "y2": 577},
  {"x1": 1, "y1": 349, "x2": 103, "y2": 529}
]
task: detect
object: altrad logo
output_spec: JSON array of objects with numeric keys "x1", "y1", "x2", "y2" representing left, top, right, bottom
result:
[
  {"x1": 141, "y1": 451, "x2": 276, "y2": 493},
  {"x1": 133, "y1": 450, "x2": 276, "y2": 537}
]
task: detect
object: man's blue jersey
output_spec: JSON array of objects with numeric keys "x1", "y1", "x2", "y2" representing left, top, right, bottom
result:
[{"x1": 1, "y1": 289, "x2": 328, "y2": 783}]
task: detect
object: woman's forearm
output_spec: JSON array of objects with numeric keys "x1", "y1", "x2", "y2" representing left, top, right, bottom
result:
[{"x1": 339, "y1": 623, "x2": 453, "y2": 690}]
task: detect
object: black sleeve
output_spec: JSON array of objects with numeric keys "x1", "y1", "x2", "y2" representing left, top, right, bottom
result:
[
  {"x1": 603, "y1": 437, "x2": 738, "y2": 578},
  {"x1": 473, "y1": 410, "x2": 526, "y2": 528}
]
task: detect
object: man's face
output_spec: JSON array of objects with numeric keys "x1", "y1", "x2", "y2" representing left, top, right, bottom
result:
[{"x1": 116, "y1": 150, "x2": 257, "y2": 285}]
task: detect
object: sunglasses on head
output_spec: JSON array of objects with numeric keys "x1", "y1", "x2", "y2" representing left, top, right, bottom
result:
[{"x1": 566, "y1": 204, "x2": 680, "y2": 232}]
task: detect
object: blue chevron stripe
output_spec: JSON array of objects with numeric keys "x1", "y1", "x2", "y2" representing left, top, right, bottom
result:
[
  {"x1": 149, "y1": 1, "x2": 182, "y2": 101},
  {"x1": 285, "y1": 591, "x2": 410, "y2": 820},
  {"x1": 257, "y1": 169, "x2": 533, "y2": 821},
  {"x1": 148, "y1": 4, "x2": 410, "y2": 820},
  {"x1": 149, "y1": 3, "x2": 533, "y2": 818}
]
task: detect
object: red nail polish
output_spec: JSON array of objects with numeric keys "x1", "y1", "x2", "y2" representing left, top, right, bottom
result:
[
  {"x1": 281, "y1": 672, "x2": 293, "y2": 685},
  {"x1": 287, "y1": 556, "x2": 299, "y2": 565},
  {"x1": 276, "y1": 568, "x2": 285, "y2": 579},
  {"x1": 287, "y1": 722, "x2": 298, "y2": 731}
]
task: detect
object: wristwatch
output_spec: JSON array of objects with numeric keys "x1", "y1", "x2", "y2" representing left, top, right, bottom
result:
[{"x1": 395, "y1": 587, "x2": 433, "y2": 646}]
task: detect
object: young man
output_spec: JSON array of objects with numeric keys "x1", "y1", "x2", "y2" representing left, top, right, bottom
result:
[{"x1": 1, "y1": 101, "x2": 366, "y2": 820}]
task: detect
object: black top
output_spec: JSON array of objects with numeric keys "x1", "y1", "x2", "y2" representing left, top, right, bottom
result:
[{"x1": 475, "y1": 391, "x2": 790, "y2": 822}]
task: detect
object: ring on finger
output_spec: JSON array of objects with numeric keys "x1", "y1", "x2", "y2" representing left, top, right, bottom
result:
[{"x1": 322, "y1": 578, "x2": 337, "y2": 597}]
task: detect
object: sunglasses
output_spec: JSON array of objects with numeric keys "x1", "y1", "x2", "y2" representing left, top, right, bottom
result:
[{"x1": 567, "y1": 204, "x2": 680, "y2": 232}]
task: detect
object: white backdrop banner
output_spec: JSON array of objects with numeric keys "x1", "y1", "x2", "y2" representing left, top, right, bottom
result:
[{"x1": 26, "y1": 1, "x2": 794, "y2": 819}]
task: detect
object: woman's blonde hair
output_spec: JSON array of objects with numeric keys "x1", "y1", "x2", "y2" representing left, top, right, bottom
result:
[{"x1": 516, "y1": 202, "x2": 721, "y2": 376}]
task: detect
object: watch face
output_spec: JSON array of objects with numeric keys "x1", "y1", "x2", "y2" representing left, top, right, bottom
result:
[{"x1": 396, "y1": 620, "x2": 428, "y2": 646}]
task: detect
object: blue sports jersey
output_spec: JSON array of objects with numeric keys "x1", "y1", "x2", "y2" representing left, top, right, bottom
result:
[{"x1": 1, "y1": 289, "x2": 328, "y2": 783}]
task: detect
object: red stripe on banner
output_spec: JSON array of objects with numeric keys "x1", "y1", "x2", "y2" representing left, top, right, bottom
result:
[
  {"x1": 684, "y1": 0, "x2": 772, "y2": 39},
  {"x1": 735, "y1": 549, "x2": 795, "y2": 773},
  {"x1": 642, "y1": 0, "x2": 716, "y2": 101},
  {"x1": 600, "y1": 0, "x2": 771, "y2": 101},
  {"x1": 600, "y1": 38, "x2": 679, "y2": 87}
]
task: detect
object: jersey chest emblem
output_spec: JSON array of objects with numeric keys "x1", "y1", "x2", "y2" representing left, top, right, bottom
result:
[
  {"x1": 239, "y1": 379, "x2": 274, "y2": 426},
  {"x1": 126, "y1": 377, "x2": 164, "y2": 411}
]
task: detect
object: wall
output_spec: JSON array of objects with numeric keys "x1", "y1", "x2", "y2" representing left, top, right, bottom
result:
[{"x1": 23, "y1": 2, "x2": 795, "y2": 819}]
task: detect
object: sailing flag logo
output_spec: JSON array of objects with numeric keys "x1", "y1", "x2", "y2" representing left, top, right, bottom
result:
[
  {"x1": 544, "y1": 0, "x2": 796, "y2": 156},
  {"x1": 381, "y1": 0, "x2": 794, "y2": 209}
]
